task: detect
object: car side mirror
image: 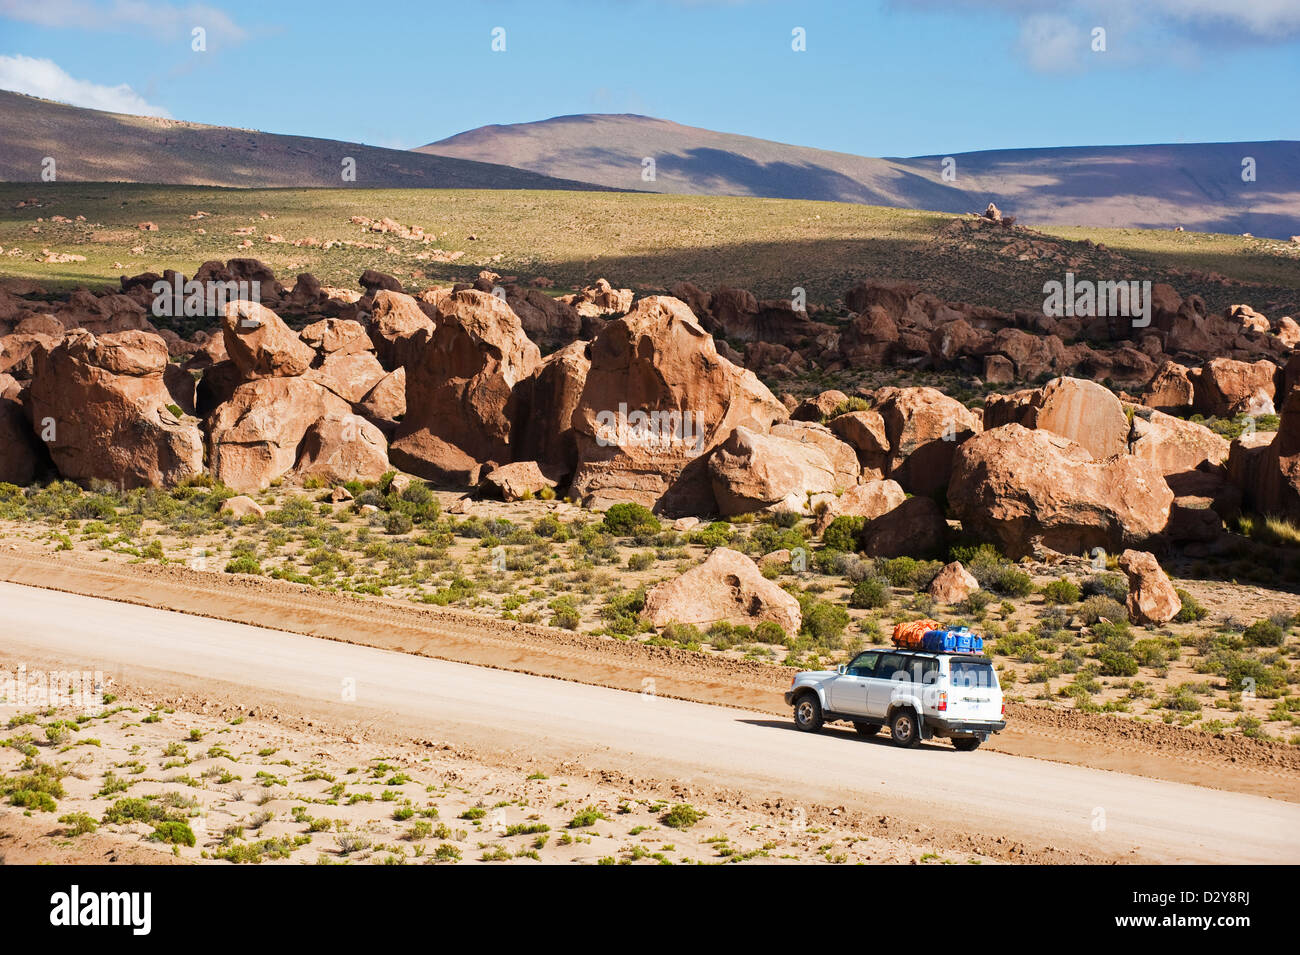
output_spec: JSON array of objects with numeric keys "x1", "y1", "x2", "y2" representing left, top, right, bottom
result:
[{"x1": 836, "y1": 664, "x2": 847, "y2": 675}]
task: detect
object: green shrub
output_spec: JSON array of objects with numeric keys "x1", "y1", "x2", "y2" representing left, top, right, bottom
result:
[
  {"x1": 10, "y1": 789, "x2": 57, "y2": 811},
  {"x1": 150, "y1": 820, "x2": 196, "y2": 846},
  {"x1": 627, "y1": 551, "x2": 655, "y2": 572},
  {"x1": 59, "y1": 812, "x2": 98, "y2": 835},
  {"x1": 849, "y1": 577, "x2": 891, "y2": 609},
  {"x1": 661, "y1": 803, "x2": 702, "y2": 829},
  {"x1": 1098, "y1": 648, "x2": 1139, "y2": 677},
  {"x1": 1082, "y1": 573, "x2": 1128, "y2": 603},
  {"x1": 1173, "y1": 589, "x2": 1208, "y2": 623},
  {"x1": 549, "y1": 597, "x2": 580, "y2": 630},
  {"x1": 1040, "y1": 578, "x2": 1081, "y2": 605},
  {"x1": 1244, "y1": 619, "x2": 1285, "y2": 647},
  {"x1": 567, "y1": 806, "x2": 607, "y2": 828},
  {"x1": 1079, "y1": 595, "x2": 1126, "y2": 625},
  {"x1": 799, "y1": 596, "x2": 850, "y2": 648},
  {"x1": 822, "y1": 515, "x2": 865, "y2": 552},
  {"x1": 753, "y1": 621, "x2": 787, "y2": 645},
  {"x1": 602, "y1": 502, "x2": 660, "y2": 536},
  {"x1": 224, "y1": 555, "x2": 262, "y2": 575}
]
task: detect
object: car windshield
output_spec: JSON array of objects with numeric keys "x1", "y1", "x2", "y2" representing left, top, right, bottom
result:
[
  {"x1": 950, "y1": 659, "x2": 999, "y2": 689},
  {"x1": 845, "y1": 652, "x2": 879, "y2": 676}
]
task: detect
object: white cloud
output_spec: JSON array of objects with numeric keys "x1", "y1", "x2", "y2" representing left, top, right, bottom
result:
[
  {"x1": 0, "y1": 54, "x2": 170, "y2": 116},
  {"x1": 0, "y1": 0, "x2": 244, "y2": 42},
  {"x1": 1017, "y1": 14, "x2": 1087, "y2": 72}
]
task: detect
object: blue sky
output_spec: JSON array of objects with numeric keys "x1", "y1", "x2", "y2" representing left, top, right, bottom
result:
[{"x1": 1, "y1": 0, "x2": 1298, "y2": 157}]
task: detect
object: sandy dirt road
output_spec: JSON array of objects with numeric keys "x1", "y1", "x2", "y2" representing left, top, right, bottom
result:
[{"x1": 2, "y1": 581, "x2": 1297, "y2": 864}]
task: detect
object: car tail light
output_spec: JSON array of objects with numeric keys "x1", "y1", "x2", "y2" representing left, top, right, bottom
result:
[
  {"x1": 938, "y1": 691, "x2": 947, "y2": 712},
  {"x1": 1001, "y1": 701, "x2": 1006, "y2": 715}
]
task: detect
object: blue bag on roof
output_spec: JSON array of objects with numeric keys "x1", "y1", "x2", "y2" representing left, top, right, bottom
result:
[{"x1": 920, "y1": 627, "x2": 983, "y2": 653}]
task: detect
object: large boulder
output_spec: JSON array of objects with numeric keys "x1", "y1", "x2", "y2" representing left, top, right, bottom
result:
[
  {"x1": 1232, "y1": 385, "x2": 1300, "y2": 521},
  {"x1": 984, "y1": 377, "x2": 1128, "y2": 461},
  {"x1": 928, "y1": 561, "x2": 980, "y2": 605},
  {"x1": 0, "y1": 389, "x2": 41, "y2": 484},
  {"x1": 813, "y1": 479, "x2": 905, "y2": 535},
  {"x1": 949, "y1": 424, "x2": 1174, "y2": 559},
  {"x1": 389, "y1": 289, "x2": 540, "y2": 484},
  {"x1": 483, "y1": 461, "x2": 560, "y2": 501},
  {"x1": 1118, "y1": 550, "x2": 1181, "y2": 625},
  {"x1": 873, "y1": 386, "x2": 980, "y2": 497},
  {"x1": 768, "y1": 420, "x2": 859, "y2": 489},
  {"x1": 309, "y1": 350, "x2": 388, "y2": 403},
  {"x1": 859, "y1": 495, "x2": 948, "y2": 557},
  {"x1": 506, "y1": 286, "x2": 581, "y2": 345},
  {"x1": 709, "y1": 426, "x2": 839, "y2": 516},
  {"x1": 513, "y1": 340, "x2": 590, "y2": 478},
  {"x1": 1127, "y1": 407, "x2": 1229, "y2": 478},
  {"x1": 207, "y1": 377, "x2": 350, "y2": 492},
  {"x1": 300, "y1": 318, "x2": 372, "y2": 357},
  {"x1": 642, "y1": 547, "x2": 802, "y2": 636},
  {"x1": 28, "y1": 330, "x2": 203, "y2": 488},
  {"x1": 367, "y1": 290, "x2": 434, "y2": 369},
  {"x1": 829, "y1": 409, "x2": 890, "y2": 476},
  {"x1": 221, "y1": 300, "x2": 315, "y2": 379},
  {"x1": 293, "y1": 413, "x2": 390, "y2": 486},
  {"x1": 569, "y1": 296, "x2": 786, "y2": 513},
  {"x1": 1140, "y1": 361, "x2": 1196, "y2": 414},
  {"x1": 1195, "y1": 357, "x2": 1277, "y2": 417}
]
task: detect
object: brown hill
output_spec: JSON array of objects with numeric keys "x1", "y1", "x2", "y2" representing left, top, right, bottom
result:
[
  {"x1": 420, "y1": 113, "x2": 1300, "y2": 238},
  {"x1": 0, "y1": 91, "x2": 611, "y2": 192}
]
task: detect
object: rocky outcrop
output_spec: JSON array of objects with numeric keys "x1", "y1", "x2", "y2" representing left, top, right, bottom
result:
[
  {"x1": 949, "y1": 424, "x2": 1174, "y2": 558},
  {"x1": 28, "y1": 330, "x2": 203, "y2": 488},
  {"x1": 709, "y1": 426, "x2": 840, "y2": 516},
  {"x1": 293, "y1": 413, "x2": 390, "y2": 485},
  {"x1": 208, "y1": 377, "x2": 350, "y2": 492},
  {"x1": 642, "y1": 547, "x2": 802, "y2": 635},
  {"x1": 221, "y1": 300, "x2": 314, "y2": 379},
  {"x1": 873, "y1": 386, "x2": 980, "y2": 497},
  {"x1": 389, "y1": 290, "x2": 540, "y2": 484},
  {"x1": 513, "y1": 341, "x2": 590, "y2": 479},
  {"x1": 859, "y1": 495, "x2": 947, "y2": 558},
  {"x1": 569, "y1": 296, "x2": 786, "y2": 514},
  {"x1": 367, "y1": 290, "x2": 433, "y2": 369},
  {"x1": 812, "y1": 479, "x2": 905, "y2": 535},
  {"x1": 1195, "y1": 358, "x2": 1277, "y2": 418},
  {"x1": 985, "y1": 377, "x2": 1128, "y2": 461}
]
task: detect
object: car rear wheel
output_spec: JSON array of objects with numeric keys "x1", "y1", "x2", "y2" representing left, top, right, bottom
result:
[
  {"x1": 952, "y1": 737, "x2": 982, "y2": 752},
  {"x1": 889, "y1": 709, "x2": 920, "y2": 748},
  {"x1": 853, "y1": 722, "x2": 881, "y2": 738},
  {"x1": 793, "y1": 694, "x2": 824, "y2": 733}
]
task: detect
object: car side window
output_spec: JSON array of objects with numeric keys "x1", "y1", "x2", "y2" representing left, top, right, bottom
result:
[
  {"x1": 874, "y1": 653, "x2": 908, "y2": 681},
  {"x1": 846, "y1": 651, "x2": 880, "y2": 677}
]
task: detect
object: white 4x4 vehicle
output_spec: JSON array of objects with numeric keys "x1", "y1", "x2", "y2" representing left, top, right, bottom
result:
[{"x1": 784, "y1": 648, "x2": 1005, "y2": 750}]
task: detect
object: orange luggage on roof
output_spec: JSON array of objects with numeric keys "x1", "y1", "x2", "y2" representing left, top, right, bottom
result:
[{"x1": 892, "y1": 618, "x2": 942, "y2": 649}]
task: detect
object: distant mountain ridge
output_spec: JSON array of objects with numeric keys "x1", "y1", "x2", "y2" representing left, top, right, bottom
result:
[
  {"x1": 0, "y1": 91, "x2": 613, "y2": 192},
  {"x1": 420, "y1": 113, "x2": 1300, "y2": 238}
]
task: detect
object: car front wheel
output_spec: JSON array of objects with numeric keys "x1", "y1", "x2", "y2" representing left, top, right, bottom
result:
[
  {"x1": 793, "y1": 695, "x2": 824, "y2": 733},
  {"x1": 889, "y1": 709, "x2": 920, "y2": 747}
]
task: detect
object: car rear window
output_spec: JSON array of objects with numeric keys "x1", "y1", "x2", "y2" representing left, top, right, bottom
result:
[
  {"x1": 950, "y1": 659, "x2": 999, "y2": 689},
  {"x1": 875, "y1": 654, "x2": 938, "y2": 683}
]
